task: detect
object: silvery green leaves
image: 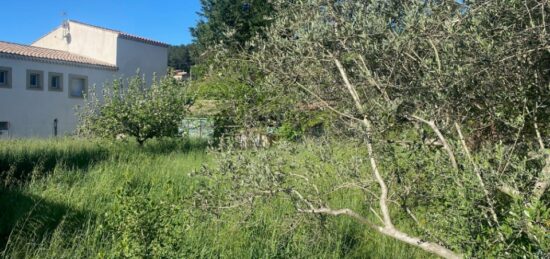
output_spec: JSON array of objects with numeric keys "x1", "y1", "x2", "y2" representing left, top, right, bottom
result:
[{"x1": 200, "y1": 0, "x2": 549, "y2": 257}]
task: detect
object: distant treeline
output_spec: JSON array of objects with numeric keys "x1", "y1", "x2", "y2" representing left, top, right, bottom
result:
[{"x1": 168, "y1": 44, "x2": 196, "y2": 72}]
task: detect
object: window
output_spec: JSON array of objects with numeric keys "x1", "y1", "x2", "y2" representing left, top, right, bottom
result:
[
  {"x1": 69, "y1": 74, "x2": 88, "y2": 98},
  {"x1": 26, "y1": 70, "x2": 44, "y2": 90},
  {"x1": 48, "y1": 72, "x2": 63, "y2": 91},
  {"x1": 0, "y1": 67, "x2": 12, "y2": 88},
  {"x1": 0, "y1": 121, "x2": 8, "y2": 131},
  {"x1": 52, "y1": 76, "x2": 60, "y2": 88}
]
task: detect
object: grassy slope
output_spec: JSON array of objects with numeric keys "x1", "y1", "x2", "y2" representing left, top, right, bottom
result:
[{"x1": 0, "y1": 138, "x2": 431, "y2": 258}]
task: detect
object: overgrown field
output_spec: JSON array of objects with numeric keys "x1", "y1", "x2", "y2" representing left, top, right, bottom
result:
[{"x1": 0, "y1": 138, "x2": 430, "y2": 258}]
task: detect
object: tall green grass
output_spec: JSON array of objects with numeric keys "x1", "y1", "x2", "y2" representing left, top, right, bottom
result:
[{"x1": 1, "y1": 138, "x2": 430, "y2": 258}]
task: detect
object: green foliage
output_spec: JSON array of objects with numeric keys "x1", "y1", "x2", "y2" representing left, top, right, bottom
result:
[
  {"x1": 189, "y1": 0, "x2": 338, "y2": 137},
  {"x1": 168, "y1": 44, "x2": 197, "y2": 72},
  {"x1": 188, "y1": 58, "x2": 333, "y2": 139},
  {"x1": 276, "y1": 111, "x2": 332, "y2": 140},
  {"x1": 191, "y1": 0, "x2": 276, "y2": 53},
  {"x1": 78, "y1": 76, "x2": 190, "y2": 145},
  {"x1": 276, "y1": 122, "x2": 298, "y2": 140},
  {"x1": 244, "y1": 0, "x2": 549, "y2": 141},
  {"x1": 105, "y1": 180, "x2": 188, "y2": 258}
]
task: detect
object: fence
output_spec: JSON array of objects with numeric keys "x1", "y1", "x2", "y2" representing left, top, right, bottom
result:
[{"x1": 179, "y1": 117, "x2": 214, "y2": 139}]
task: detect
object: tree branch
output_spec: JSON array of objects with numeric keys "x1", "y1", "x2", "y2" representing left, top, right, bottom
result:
[
  {"x1": 333, "y1": 57, "x2": 364, "y2": 113},
  {"x1": 298, "y1": 205, "x2": 462, "y2": 259},
  {"x1": 362, "y1": 118, "x2": 393, "y2": 227},
  {"x1": 428, "y1": 39, "x2": 442, "y2": 74},
  {"x1": 534, "y1": 121, "x2": 545, "y2": 150},
  {"x1": 409, "y1": 115, "x2": 458, "y2": 170}
]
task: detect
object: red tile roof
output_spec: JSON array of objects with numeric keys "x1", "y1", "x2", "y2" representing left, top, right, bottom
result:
[
  {"x1": 69, "y1": 20, "x2": 170, "y2": 48},
  {"x1": 0, "y1": 41, "x2": 118, "y2": 70}
]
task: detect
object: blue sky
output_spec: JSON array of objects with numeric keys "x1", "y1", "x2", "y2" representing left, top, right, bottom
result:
[{"x1": 1, "y1": 0, "x2": 202, "y2": 46}]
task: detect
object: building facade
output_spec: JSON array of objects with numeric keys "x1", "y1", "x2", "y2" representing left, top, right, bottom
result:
[{"x1": 0, "y1": 20, "x2": 169, "y2": 138}]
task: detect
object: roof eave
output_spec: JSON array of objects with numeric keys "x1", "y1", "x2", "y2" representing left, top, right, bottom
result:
[
  {"x1": 118, "y1": 34, "x2": 170, "y2": 48},
  {"x1": 0, "y1": 53, "x2": 119, "y2": 71},
  {"x1": 68, "y1": 20, "x2": 170, "y2": 48}
]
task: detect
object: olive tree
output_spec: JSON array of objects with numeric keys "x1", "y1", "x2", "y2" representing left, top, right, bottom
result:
[
  {"x1": 198, "y1": 0, "x2": 549, "y2": 257},
  {"x1": 78, "y1": 76, "x2": 190, "y2": 145}
]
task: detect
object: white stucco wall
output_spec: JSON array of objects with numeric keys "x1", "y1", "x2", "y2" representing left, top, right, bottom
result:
[
  {"x1": 116, "y1": 38, "x2": 168, "y2": 83},
  {"x1": 33, "y1": 21, "x2": 168, "y2": 83},
  {"x1": 32, "y1": 22, "x2": 119, "y2": 65},
  {"x1": 0, "y1": 57, "x2": 116, "y2": 138}
]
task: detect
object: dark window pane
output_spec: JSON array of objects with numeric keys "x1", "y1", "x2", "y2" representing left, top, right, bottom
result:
[
  {"x1": 0, "y1": 71, "x2": 5, "y2": 84},
  {"x1": 70, "y1": 78, "x2": 85, "y2": 97},
  {"x1": 0, "y1": 121, "x2": 8, "y2": 131},
  {"x1": 52, "y1": 76, "x2": 59, "y2": 88},
  {"x1": 30, "y1": 74, "x2": 37, "y2": 86}
]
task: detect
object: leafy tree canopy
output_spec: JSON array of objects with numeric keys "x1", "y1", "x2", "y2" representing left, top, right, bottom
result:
[
  {"x1": 191, "y1": 0, "x2": 276, "y2": 53},
  {"x1": 78, "y1": 76, "x2": 190, "y2": 145}
]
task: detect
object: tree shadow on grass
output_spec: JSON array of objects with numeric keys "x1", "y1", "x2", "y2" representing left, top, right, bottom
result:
[
  {"x1": 0, "y1": 145, "x2": 109, "y2": 186},
  {"x1": 0, "y1": 189, "x2": 93, "y2": 253}
]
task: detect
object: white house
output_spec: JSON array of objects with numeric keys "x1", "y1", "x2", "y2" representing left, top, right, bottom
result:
[{"x1": 0, "y1": 20, "x2": 169, "y2": 138}]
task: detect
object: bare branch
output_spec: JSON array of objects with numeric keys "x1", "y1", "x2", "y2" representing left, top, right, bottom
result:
[
  {"x1": 300, "y1": 206, "x2": 462, "y2": 259},
  {"x1": 498, "y1": 113, "x2": 526, "y2": 175},
  {"x1": 291, "y1": 189, "x2": 315, "y2": 211},
  {"x1": 333, "y1": 56, "x2": 364, "y2": 113},
  {"x1": 361, "y1": 118, "x2": 393, "y2": 227},
  {"x1": 428, "y1": 39, "x2": 442, "y2": 74},
  {"x1": 410, "y1": 115, "x2": 458, "y2": 170},
  {"x1": 331, "y1": 53, "x2": 395, "y2": 227},
  {"x1": 298, "y1": 207, "x2": 372, "y2": 224},
  {"x1": 542, "y1": 2, "x2": 547, "y2": 37},
  {"x1": 370, "y1": 206, "x2": 385, "y2": 224},
  {"x1": 405, "y1": 207, "x2": 420, "y2": 225},
  {"x1": 534, "y1": 121, "x2": 545, "y2": 150},
  {"x1": 331, "y1": 54, "x2": 393, "y2": 228}
]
